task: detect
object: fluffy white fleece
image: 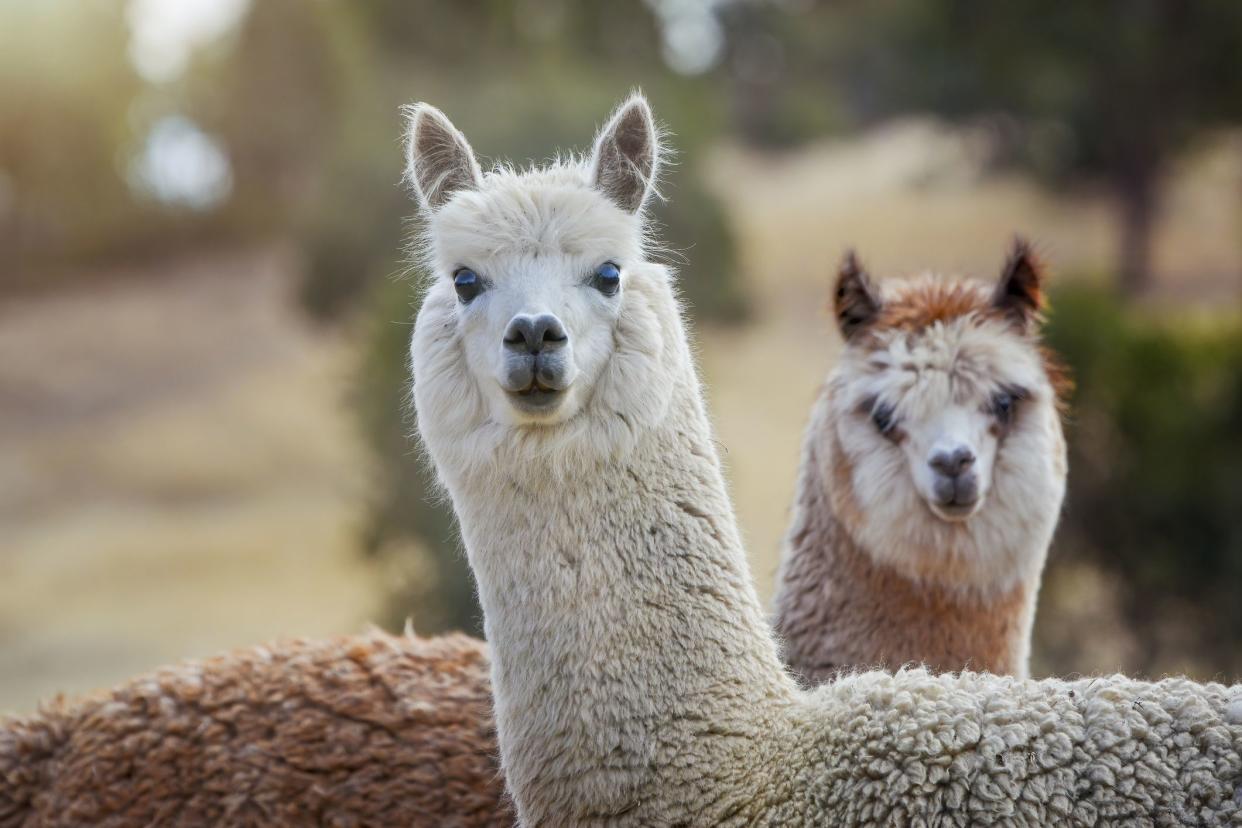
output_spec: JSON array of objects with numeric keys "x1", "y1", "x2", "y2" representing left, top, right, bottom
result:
[{"x1": 409, "y1": 94, "x2": 1242, "y2": 826}]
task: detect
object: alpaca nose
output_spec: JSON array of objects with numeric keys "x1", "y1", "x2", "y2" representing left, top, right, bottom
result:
[
  {"x1": 503, "y1": 314, "x2": 568, "y2": 355},
  {"x1": 929, "y1": 445, "x2": 976, "y2": 478}
]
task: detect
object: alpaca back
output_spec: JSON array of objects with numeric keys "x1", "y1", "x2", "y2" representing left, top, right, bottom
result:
[{"x1": 0, "y1": 631, "x2": 510, "y2": 828}]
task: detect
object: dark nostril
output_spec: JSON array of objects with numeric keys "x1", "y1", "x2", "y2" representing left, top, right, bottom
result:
[
  {"x1": 540, "y1": 316, "x2": 567, "y2": 344},
  {"x1": 930, "y1": 446, "x2": 976, "y2": 478},
  {"x1": 504, "y1": 313, "x2": 568, "y2": 354}
]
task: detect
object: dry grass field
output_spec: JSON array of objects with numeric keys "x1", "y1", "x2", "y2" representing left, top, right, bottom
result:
[
  {"x1": 2, "y1": 124, "x2": 1238, "y2": 712},
  {"x1": 0, "y1": 246, "x2": 380, "y2": 711}
]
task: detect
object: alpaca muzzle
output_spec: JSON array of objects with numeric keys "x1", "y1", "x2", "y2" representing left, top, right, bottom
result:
[
  {"x1": 502, "y1": 352, "x2": 573, "y2": 395},
  {"x1": 928, "y1": 444, "x2": 981, "y2": 518},
  {"x1": 930, "y1": 472, "x2": 980, "y2": 515},
  {"x1": 499, "y1": 315, "x2": 574, "y2": 415}
]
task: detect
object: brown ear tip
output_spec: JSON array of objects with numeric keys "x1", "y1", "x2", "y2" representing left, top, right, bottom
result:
[
  {"x1": 835, "y1": 248, "x2": 874, "y2": 294},
  {"x1": 838, "y1": 251, "x2": 868, "y2": 288},
  {"x1": 1010, "y1": 236, "x2": 1045, "y2": 275}
]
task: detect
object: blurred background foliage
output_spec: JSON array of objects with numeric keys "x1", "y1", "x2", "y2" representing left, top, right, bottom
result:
[
  {"x1": 1038, "y1": 288, "x2": 1242, "y2": 677},
  {"x1": 1, "y1": 0, "x2": 1240, "y2": 709}
]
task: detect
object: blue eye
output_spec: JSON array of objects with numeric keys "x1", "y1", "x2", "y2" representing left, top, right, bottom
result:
[
  {"x1": 453, "y1": 268, "x2": 482, "y2": 303},
  {"x1": 591, "y1": 261, "x2": 621, "y2": 296}
]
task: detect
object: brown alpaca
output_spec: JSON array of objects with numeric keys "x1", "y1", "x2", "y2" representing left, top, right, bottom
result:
[
  {"x1": 775, "y1": 241, "x2": 1070, "y2": 685},
  {"x1": 0, "y1": 631, "x2": 512, "y2": 828}
]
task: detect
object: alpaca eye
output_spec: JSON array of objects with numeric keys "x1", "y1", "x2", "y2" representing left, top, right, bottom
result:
[
  {"x1": 991, "y1": 392, "x2": 1015, "y2": 423},
  {"x1": 871, "y1": 402, "x2": 897, "y2": 437},
  {"x1": 591, "y1": 261, "x2": 621, "y2": 296},
  {"x1": 454, "y1": 268, "x2": 482, "y2": 304}
]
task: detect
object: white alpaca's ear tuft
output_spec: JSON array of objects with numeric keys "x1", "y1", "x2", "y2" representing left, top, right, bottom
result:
[
  {"x1": 403, "y1": 103, "x2": 482, "y2": 212},
  {"x1": 834, "y1": 250, "x2": 882, "y2": 341},
  {"x1": 590, "y1": 93, "x2": 661, "y2": 214},
  {"x1": 992, "y1": 237, "x2": 1045, "y2": 332}
]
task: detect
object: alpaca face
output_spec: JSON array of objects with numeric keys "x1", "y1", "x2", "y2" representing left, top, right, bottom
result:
[
  {"x1": 425, "y1": 185, "x2": 638, "y2": 427},
  {"x1": 839, "y1": 311, "x2": 1040, "y2": 522},
  {"x1": 826, "y1": 244, "x2": 1069, "y2": 591},
  {"x1": 405, "y1": 96, "x2": 681, "y2": 477}
]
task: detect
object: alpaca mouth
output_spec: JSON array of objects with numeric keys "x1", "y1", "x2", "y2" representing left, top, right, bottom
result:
[
  {"x1": 506, "y1": 381, "x2": 567, "y2": 414},
  {"x1": 516, "y1": 378, "x2": 561, "y2": 395},
  {"x1": 928, "y1": 497, "x2": 981, "y2": 522},
  {"x1": 929, "y1": 473, "x2": 981, "y2": 522}
]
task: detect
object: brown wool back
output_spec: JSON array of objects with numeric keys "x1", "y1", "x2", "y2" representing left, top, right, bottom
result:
[{"x1": 0, "y1": 631, "x2": 512, "y2": 828}]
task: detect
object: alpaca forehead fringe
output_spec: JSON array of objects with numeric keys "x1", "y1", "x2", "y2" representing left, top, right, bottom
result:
[
  {"x1": 845, "y1": 273, "x2": 1069, "y2": 406},
  {"x1": 405, "y1": 134, "x2": 675, "y2": 281}
]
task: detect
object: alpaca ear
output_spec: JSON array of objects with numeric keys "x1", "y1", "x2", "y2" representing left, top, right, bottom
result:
[
  {"x1": 403, "y1": 103, "x2": 482, "y2": 212},
  {"x1": 992, "y1": 237, "x2": 1045, "y2": 332},
  {"x1": 834, "y1": 251, "x2": 882, "y2": 340},
  {"x1": 590, "y1": 93, "x2": 661, "y2": 214}
]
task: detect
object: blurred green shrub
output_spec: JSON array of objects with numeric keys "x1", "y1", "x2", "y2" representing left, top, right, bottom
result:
[
  {"x1": 652, "y1": 174, "x2": 749, "y2": 324},
  {"x1": 354, "y1": 274, "x2": 480, "y2": 635},
  {"x1": 1040, "y1": 285, "x2": 1242, "y2": 677}
]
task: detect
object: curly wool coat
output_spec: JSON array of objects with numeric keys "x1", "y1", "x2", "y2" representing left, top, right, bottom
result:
[{"x1": 0, "y1": 631, "x2": 511, "y2": 828}]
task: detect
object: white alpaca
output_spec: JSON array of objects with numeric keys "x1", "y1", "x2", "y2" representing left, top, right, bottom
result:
[
  {"x1": 775, "y1": 244, "x2": 1069, "y2": 682},
  {"x1": 408, "y1": 94, "x2": 1242, "y2": 825}
]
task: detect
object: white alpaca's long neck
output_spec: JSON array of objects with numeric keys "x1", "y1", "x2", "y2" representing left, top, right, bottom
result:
[{"x1": 443, "y1": 375, "x2": 795, "y2": 824}]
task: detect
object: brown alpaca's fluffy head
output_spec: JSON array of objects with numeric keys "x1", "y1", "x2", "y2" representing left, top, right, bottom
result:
[{"x1": 823, "y1": 239, "x2": 1069, "y2": 594}]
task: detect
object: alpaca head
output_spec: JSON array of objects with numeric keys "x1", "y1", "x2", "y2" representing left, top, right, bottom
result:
[
  {"x1": 405, "y1": 94, "x2": 684, "y2": 479},
  {"x1": 824, "y1": 240, "x2": 1069, "y2": 592}
]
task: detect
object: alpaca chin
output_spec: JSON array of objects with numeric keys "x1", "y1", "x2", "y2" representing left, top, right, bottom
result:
[
  {"x1": 503, "y1": 387, "x2": 574, "y2": 423},
  {"x1": 925, "y1": 497, "x2": 983, "y2": 523}
]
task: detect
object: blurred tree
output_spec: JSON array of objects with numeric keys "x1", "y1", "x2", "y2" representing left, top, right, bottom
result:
[
  {"x1": 189, "y1": 0, "x2": 345, "y2": 239},
  {"x1": 725, "y1": 0, "x2": 1242, "y2": 297},
  {"x1": 0, "y1": 1, "x2": 147, "y2": 288},
  {"x1": 826, "y1": 0, "x2": 1242, "y2": 296},
  {"x1": 718, "y1": 1, "x2": 851, "y2": 148},
  {"x1": 1042, "y1": 286, "x2": 1242, "y2": 678}
]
